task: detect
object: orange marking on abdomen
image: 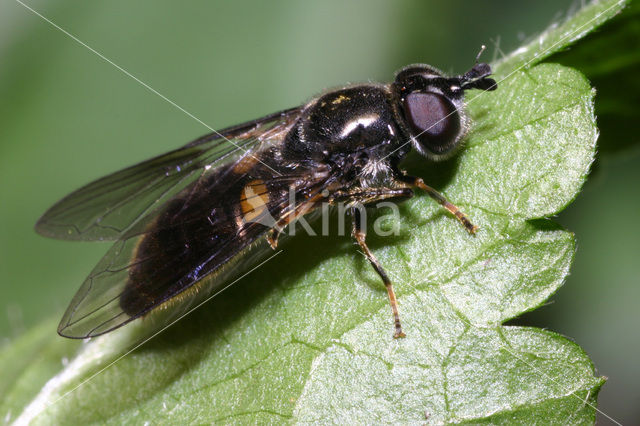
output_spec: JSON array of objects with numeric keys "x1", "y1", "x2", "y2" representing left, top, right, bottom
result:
[{"x1": 240, "y1": 179, "x2": 270, "y2": 223}]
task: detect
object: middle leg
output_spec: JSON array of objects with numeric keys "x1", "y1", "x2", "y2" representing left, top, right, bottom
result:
[{"x1": 351, "y1": 206, "x2": 405, "y2": 338}]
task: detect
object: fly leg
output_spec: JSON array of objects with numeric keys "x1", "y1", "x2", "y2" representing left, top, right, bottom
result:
[
  {"x1": 267, "y1": 187, "x2": 414, "y2": 249},
  {"x1": 266, "y1": 192, "x2": 325, "y2": 249},
  {"x1": 330, "y1": 187, "x2": 413, "y2": 205},
  {"x1": 398, "y1": 175, "x2": 478, "y2": 234},
  {"x1": 351, "y1": 206, "x2": 406, "y2": 339}
]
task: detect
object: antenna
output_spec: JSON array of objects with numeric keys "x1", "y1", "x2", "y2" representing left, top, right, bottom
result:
[
  {"x1": 460, "y1": 44, "x2": 496, "y2": 91},
  {"x1": 475, "y1": 45, "x2": 487, "y2": 64}
]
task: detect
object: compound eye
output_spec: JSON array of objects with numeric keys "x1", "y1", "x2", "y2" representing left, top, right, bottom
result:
[{"x1": 403, "y1": 92, "x2": 460, "y2": 156}]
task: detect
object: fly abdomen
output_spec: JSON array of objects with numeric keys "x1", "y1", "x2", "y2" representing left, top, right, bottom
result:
[
  {"x1": 118, "y1": 167, "x2": 283, "y2": 317},
  {"x1": 120, "y1": 197, "x2": 214, "y2": 315}
]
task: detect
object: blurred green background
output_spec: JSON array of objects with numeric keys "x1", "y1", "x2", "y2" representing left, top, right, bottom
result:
[{"x1": 1, "y1": 0, "x2": 637, "y2": 423}]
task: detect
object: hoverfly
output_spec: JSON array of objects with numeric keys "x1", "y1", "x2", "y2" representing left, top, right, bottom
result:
[{"x1": 37, "y1": 54, "x2": 496, "y2": 340}]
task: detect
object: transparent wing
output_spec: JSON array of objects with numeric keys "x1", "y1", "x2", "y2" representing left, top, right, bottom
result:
[
  {"x1": 58, "y1": 167, "x2": 328, "y2": 338},
  {"x1": 36, "y1": 107, "x2": 300, "y2": 241}
]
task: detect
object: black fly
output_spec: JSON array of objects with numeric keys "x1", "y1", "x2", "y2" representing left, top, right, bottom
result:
[{"x1": 37, "y1": 53, "x2": 496, "y2": 339}]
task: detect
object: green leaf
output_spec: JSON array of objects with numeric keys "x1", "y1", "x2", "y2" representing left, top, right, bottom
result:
[
  {"x1": 494, "y1": 0, "x2": 628, "y2": 75},
  {"x1": 4, "y1": 1, "x2": 623, "y2": 423},
  {"x1": 548, "y1": 0, "x2": 640, "y2": 154}
]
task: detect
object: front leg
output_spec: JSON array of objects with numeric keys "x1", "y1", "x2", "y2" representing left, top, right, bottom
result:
[
  {"x1": 351, "y1": 206, "x2": 406, "y2": 339},
  {"x1": 397, "y1": 174, "x2": 478, "y2": 234},
  {"x1": 330, "y1": 187, "x2": 414, "y2": 205},
  {"x1": 266, "y1": 186, "x2": 414, "y2": 249}
]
